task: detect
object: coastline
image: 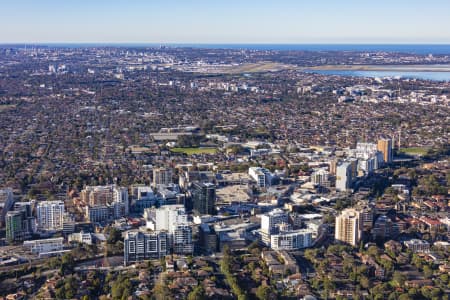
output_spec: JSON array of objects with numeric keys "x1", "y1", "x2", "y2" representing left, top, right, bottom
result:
[{"x1": 305, "y1": 64, "x2": 450, "y2": 72}]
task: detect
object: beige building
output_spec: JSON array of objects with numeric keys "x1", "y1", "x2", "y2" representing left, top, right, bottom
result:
[
  {"x1": 377, "y1": 138, "x2": 393, "y2": 164},
  {"x1": 335, "y1": 208, "x2": 363, "y2": 246}
]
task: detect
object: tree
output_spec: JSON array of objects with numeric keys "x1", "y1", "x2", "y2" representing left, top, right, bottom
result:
[
  {"x1": 60, "y1": 253, "x2": 75, "y2": 275},
  {"x1": 359, "y1": 275, "x2": 371, "y2": 289},
  {"x1": 393, "y1": 271, "x2": 407, "y2": 286},
  {"x1": 256, "y1": 285, "x2": 274, "y2": 300},
  {"x1": 107, "y1": 227, "x2": 122, "y2": 244},
  {"x1": 153, "y1": 282, "x2": 172, "y2": 300},
  {"x1": 187, "y1": 285, "x2": 205, "y2": 300},
  {"x1": 423, "y1": 265, "x2": 433, "y2": 279}
]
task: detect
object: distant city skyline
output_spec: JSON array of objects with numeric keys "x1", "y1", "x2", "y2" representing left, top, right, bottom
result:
[{"x1": 1, "y1": 0, "x2": 450, "y2": 44}]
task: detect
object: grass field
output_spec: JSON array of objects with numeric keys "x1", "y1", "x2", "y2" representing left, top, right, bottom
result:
[
  {"x1": 170, "y1": 147, "x2": 217, "y2": 155},
  {"x1": 398, "y1": 147, "x2": 430, "y2": 156}
]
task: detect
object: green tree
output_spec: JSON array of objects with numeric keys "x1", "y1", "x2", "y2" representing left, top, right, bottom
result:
[
  {"x1": 187, "y1": 285, "x2": 205, "y2": 300},
  {"x1": 256, "y1": 285, "x2": 275, "y2": 300}
]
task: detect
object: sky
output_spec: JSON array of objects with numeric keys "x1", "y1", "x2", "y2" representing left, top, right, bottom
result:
[{"x1": 1, "y1": 0, "x2": 450, "y2": 44}]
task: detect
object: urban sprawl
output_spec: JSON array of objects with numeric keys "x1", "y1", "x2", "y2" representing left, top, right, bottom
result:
[{"x1": 0, "y1": 46, "x2": 449, "y2": 300}]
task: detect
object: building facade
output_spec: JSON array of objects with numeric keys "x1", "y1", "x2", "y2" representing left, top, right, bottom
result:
[
  {"x1": 335, "y1": 208, "x2": 363, "y2": 246},
  {"x1": 153, "y1": 167, "x2": 173, "y2": 187},
  {"x1": 336, "y1": 162, "x2": 353, "y2": 192},
  {"x1": 36, "y1": 201, "x2": 65, "y2": 231},
  {"x1": 192, "y1": 182, "x2": 216, "y2": 215},
  {"x1": 124, "y1": 230, "x2": 168, "y2": 265}
]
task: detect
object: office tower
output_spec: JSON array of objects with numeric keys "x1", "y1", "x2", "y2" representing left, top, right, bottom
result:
[
  {"x1": 153, "y1": 167, "x2": 173, "y2": 187},
  {"x1": 199, "y1": 223, "x2": 218, "y2": 254},
  {"x1": 36, "y1": 201, "x2": 65, "y2": 231},
  {"x1": 6, "y1": 211, "x2": 25, "y2": 242},
  {"x1": 335, "y1": 208, "x2": 363, "y2": 246},
  {"x1": 336, "y1": 162, "x2": 353, "y2": 192},
  {"x1": 377, "y1": 138, "x2": 393, "y2": 164},
  {"x1": 6, "y1": 202, "x2": 34, "y2": 243},
  {"x1": 0, "y1": 188, "x2": 14, "y2": 227},
  {"x1": 192, "y1": 182, "x2": 216, "y2": 215},
  {"x1": 124, "y1": 230, "x2": 168, "y2": 265}
]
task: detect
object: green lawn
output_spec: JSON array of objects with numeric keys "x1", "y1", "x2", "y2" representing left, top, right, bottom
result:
[
  {"x1": 398, "y1": 147, "x2": 430, "y2": 156},
  {"x1": 170, "y1": 147, "x2": 217, "y2": 155}
]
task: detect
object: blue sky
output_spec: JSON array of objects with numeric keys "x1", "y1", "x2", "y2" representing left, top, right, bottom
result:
[{"x1": 1, "y1": 0, "x2": 450, "y2": 43}]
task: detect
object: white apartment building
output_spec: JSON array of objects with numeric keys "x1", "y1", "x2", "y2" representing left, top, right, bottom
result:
[
  {"x1": 261, "y1": 209, "x2": 289, "y2": 235},
  {"x1": 248, "y1": 167, "x2": 273, "y2": 188},
  {"x1": 145, "y1": 205, "x2": 193, "y2": 254},
  {"x1": 270, "y1": 229, "x2": 313, "y2": 250},
  {"x1": 36, "y1": 201, "x2": 65, "y2": 231},
  {"x1": 336, "y1": 162, "x2": 353, "y2": 192}
]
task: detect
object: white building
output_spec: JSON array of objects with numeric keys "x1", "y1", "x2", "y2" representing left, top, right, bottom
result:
[
  {"x1": 249, "y1": 167, "x2": 273, "y2": 188},
  {"x1": 36, "y1": 201, "x2": 65, "y2": 231},
  {"x1": 23, "y1": 237, "x2": 66, "y2": 257},
  {"x1": 261, "y1": 209, "x2": 289, "y2": 235},
  {"x1": 270, "y1": 229, "x2": 313, "y2": 250},
  {"x1": 124, "y1": 230, "x2": 168, "y2": 265},
  {"x1": 311, "y1": 169, "x2": 330, "y2": 187},
  {"x1": 336, "y1": 162, "x2": 353, "y2": 192},
  {"x1": 68, "y1": 231, "x2": 93, "y2": 245},
  {"x1": 145, "y1": 205, "x2": 193, "y2": 254},
  {"x1": 404, "y1": 239, "x2": 430, "y2": 253},
  {"x1": 335, "y1": 208, "x2": 363, "y2": 246}
]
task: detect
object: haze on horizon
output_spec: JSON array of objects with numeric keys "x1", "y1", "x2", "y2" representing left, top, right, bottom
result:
[{"x1": 1, "y1": 0, "x2": 450, "y2": 44}]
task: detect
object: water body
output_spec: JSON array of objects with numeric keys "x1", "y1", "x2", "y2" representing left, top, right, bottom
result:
[
  {"x1": 307, "y1": 70, "x2": 450, "y2": 82},
  {"x1": 10, "y1": 43, "x2": 450, "y2": 55}
]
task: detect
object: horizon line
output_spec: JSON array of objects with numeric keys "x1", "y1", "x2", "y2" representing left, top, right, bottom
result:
[{"x1": 2, "y1": 42, "x2": 450, "y2": 46}]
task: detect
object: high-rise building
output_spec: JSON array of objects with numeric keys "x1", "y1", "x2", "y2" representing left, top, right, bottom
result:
[
  {"x1": 0, "y1": 188, "x2": 14, "y2": 227},
  {"x1": 153, "y1": 168, "x2": 173, "y2": 187},
  {"x1": 311, "y1": 169, "x2": 330, "y2": 187},
  {"x1": 377, "y1": 138, "x2": 393, "y2": 164},
  {"x1": 198, "y1": 223, "x2": 218, "y2": 254},
  {"x1": 147, "y1": 205, "x2": 187, "y2": 232},
  {"x1": 336, "y1": 162, "x2": 353, "y2": 192},
  {"x1": 130, "y1": 185, "x2": 157, "y2": 212},
  {"x1": 6, "y1": 211, "x2": 25, "y2": 242},
  {"x1": 329, "y1": 159, "x2": 338, "y2": 175},
  {"x1": 124, "y1": 230, "x2": 168, "y2": 265},
  {"x1": 36, "y1": 201, "x2": 65, "y2": 231},
  {"x1": 248, "y1": 167, "x2": 273, "y2": 188},
  {"x1": 335, "y1": 208, "x2": 363, "y2": 246},
  {"x1": 81, "y1": 185, "x2": 129, "y2": 221},
  {"x1": 5, "y1": 202, "x2": 34, "y2": 243},
  {"x1": 261, "y1": 209, "x2": 289, "y2": 235},
  {"x1": 172, "y1": 225, "x2": 193, "y2": 254},
  {"x1": 145, "y1": 205, "x2": 193, "y2": 254},
  {"x1": 192, "y1": 182, "x2": 216, "y2": 215}
]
